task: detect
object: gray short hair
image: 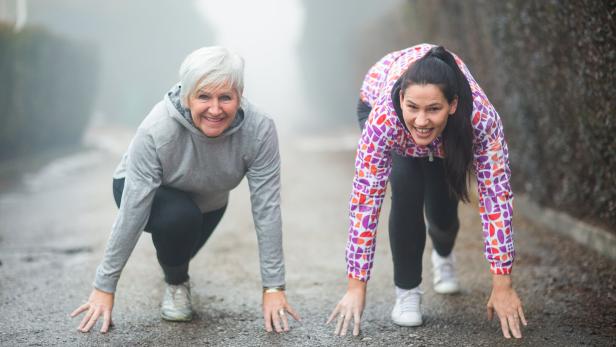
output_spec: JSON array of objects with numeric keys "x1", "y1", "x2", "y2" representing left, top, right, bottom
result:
[{"x1": 179, "y1": 46, "x2": 245, "y2": 107}]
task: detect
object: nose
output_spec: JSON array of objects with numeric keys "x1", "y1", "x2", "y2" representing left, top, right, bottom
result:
[
  {"x1": 414, "y1": 112, "x2": 429, "y2": 127},
  {"x1": 208, "y1": 100, "x2": 222, "y2": 116}
]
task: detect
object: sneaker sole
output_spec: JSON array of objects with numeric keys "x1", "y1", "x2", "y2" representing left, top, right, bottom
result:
[
  {"x1": 161, "y1": 312, "x2": 193, "y2": 322},
  {"x1": 434, "y1": 282, "x2": 460, "y2": 295},
  {"x1": 391, "y1": 317, "x2": 423, "y2": 327}
]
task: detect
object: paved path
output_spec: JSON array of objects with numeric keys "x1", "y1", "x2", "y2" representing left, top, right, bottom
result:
[{"x1": 0, "y1": 127, "x2": 614, "y2": 346}]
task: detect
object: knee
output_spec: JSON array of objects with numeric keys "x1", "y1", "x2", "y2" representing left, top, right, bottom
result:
[
  {"x1": 428, "y1": 218, "x2": 459, "y2": 236},
  {"x1": 148, "y1": 188, "x2": 202, "y2": 236}
]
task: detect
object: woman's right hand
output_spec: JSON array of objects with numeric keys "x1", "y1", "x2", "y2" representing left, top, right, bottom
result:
[
  {"x1": 327, "y1": 278, "x2": 367, "y2": 336},
  {"x1": 70, "y1": 288, "x2": 114, "y2": 333}
]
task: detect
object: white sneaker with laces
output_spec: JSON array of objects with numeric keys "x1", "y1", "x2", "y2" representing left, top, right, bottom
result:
[
  {"x1": 431, "y1": 249, "x2": 460, "y2": 294},
  {"x1": 161, "y1": 281, "x2": 193, "y2": 322},
  {"x1": 391, "y1": 286, "x2": 423, "y2": 326}
]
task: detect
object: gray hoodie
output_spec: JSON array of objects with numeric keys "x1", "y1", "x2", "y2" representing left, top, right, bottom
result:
[{"x1": 94, "y1": 84, "x2": 284, "y2": 293}]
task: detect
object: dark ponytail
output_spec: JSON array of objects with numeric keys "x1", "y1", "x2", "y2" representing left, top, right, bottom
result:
[{"x1": 399, "y1": 46, "x2": 474, "y2": 202}]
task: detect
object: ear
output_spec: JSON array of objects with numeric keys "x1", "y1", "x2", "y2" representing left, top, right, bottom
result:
[{"x1": 449, "y1": 96, "x2": 459, "y2": 115}]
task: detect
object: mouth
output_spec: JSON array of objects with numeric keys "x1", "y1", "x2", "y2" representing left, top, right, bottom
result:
[
  {"x1": 412, "y1": 126, "x2": 434, "y2": 138},
  {"x1": 201, "y1": 115, "x2": 226, "y2": 124}
]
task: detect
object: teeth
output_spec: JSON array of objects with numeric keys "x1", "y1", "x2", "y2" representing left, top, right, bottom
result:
[{"x1": 414, "y1": 127, "x2": 431, "y2": 134}]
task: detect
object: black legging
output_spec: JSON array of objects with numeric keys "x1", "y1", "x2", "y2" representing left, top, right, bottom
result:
[
  {"x1": 389, "y1": 154, "x2": 459, "y2": 289},
  {"x1": 357, "y1": 98, "x2": 459, "y2": 290},
  {"x1": 113, "y1": 178, "x2": 226, "y2": 285}
]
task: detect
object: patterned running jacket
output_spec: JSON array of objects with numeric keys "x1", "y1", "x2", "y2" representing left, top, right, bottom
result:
[{"x1": 347, "y1": 43, "x2": 514, "y2": 281}]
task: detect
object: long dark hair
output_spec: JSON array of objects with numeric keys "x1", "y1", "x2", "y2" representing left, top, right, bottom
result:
[{"x1": 399, "y1": 46, "x2": 474, "y2": 202}]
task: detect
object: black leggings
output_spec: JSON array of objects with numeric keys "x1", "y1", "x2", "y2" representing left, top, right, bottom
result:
[
  {"x1": 113, "y1": 178, "x2": 226, "y2": 285},
  {"x1": 357, "y1": 98, "x2": 459, "y2": 289},
  {"x1": 389, "y1": 154, "x2": 459, "y2": 289}
]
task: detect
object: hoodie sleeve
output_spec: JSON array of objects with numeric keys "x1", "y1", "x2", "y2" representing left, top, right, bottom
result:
[
  {"x1": 93, "y1": 128, "x2": 162, "y2": 293},
  {"x1": 246, "y1": 119, "x2": 285, "y2": 287}
]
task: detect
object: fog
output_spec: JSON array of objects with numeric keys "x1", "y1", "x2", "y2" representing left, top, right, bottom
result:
[{"x1": 17, "y1": 0, "x2": 403, "y2": 136}]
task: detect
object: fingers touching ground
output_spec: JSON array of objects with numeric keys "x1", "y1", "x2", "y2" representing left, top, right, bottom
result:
[
  {"x1": 70, "y1": 303, "x2": 89, "y2": 318},
  {"x1": 263, "y1": 310, "x2": 273, "y2": 333},
  {"x1": 272, "y1": 310, "x2": 283, "y2": 333},
  {"x1": 78, "y1": 307, "x2": 95, "y2": 331},
  {"x1": 353, "y1": 310, "x2": 361, "y2": 336},
  {"x1": 518, "y1": 306, "x2": 528, "y2": 326},
  {"x1": 329, "y1": 305, "x2": 360, "y2": 337},
  {"x1": 265, "y1": 307, "x2": 297, "y2": 333},
  {"x1": 285, "y1": 305, "x2": 301, "y2": 322}
]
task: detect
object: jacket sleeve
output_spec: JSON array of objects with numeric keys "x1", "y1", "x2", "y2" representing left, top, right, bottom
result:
[
  {"x1": 93, "y1": 129, "x2": 162, "y2": 293},
  {"x1": 246, "y1": 119, "x2": 285, "y2": 287},
  {"x1": 346, "y1": 103, "x2": 396, "y2": 281},
  {"x1": 471, "y1": 94, "x2": 515, "y2": 275}
]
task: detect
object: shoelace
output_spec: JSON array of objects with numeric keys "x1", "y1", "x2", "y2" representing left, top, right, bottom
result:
[
  {"x1": 436, "y1": 262, "x2": 455, "y2": 282},
  {"x1": 169, "y1": 284, "x2": 191, "y2": 307},
  {"x1": 398, "y1": 290, "x2": 422, "y2": 313}
]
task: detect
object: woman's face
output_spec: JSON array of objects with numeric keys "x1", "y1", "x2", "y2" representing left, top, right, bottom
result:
[
  {"x1": 399, "y1": 83, "x2": 457, "y2": 146},
  {"x1": 187, "y1": 83, "x2": 240, "y2": 137}
]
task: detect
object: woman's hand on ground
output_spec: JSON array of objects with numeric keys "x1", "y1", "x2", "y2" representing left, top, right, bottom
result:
[
  {"x1": 70, "y1": 288, "x2": 114, "y2": 333},
  {"x1": 262, "y1": 290, "x2": 301, "y2": 333},
  {"x1": 327, "y1": 278, "x2": 366, "y2": 336},
  {"x1": 487, "y1": 274, "x2": 527, "y2": 339}
]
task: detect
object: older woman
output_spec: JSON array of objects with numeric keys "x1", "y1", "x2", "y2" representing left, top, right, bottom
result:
[{"x1": 71, "y1": 46, "x2": 299, "y2": 333}]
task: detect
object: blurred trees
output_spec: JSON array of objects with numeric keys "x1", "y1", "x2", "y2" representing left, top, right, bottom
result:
[
  {"x1": 26, "y1": 0, "x2": 215, "y2": 126},
  {"x1": 0, "y1": 23, "x2": 98, "y2": 160}
]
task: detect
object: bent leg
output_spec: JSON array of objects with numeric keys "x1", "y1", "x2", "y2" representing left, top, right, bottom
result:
[
  {"x1": 190, "y1": 204, "x2": 227, "y2": 259},
  {"x1": 112, "y1": 178, "x2": 205, "y2": 284},
  {"x1": 422, "y1": 158, "x2": 460, "y2": 257}
]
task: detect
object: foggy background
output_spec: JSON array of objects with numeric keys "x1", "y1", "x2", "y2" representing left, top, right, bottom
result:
[
  {"x1": 1, "y1": 0, "x2": 614, "y2": 247},
  {"x1": 6, "y1": 0, "x2": 404, "y2": 133}
]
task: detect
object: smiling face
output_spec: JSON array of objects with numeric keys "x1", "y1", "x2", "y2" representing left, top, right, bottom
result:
[
  {"x1": 399, "y1": 83, "x2": 458, "y2": 146},
  {"x1": 187, "y1": 83, "x2": 240, "y2": 137}
]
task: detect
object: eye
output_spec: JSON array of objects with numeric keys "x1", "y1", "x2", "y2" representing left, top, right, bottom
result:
[
  {"x1": 428, "y1": 106, "x2": 441, "y2": 112},
  {"x1": 220, "y1": 95, "x2": 232, "y2": 101},
  {"x1": 406, "y1": 104, "x2": 418, "y2": 110},
  {"x1": 198, "y1": 94, "x2": 210, "y2": 100}
]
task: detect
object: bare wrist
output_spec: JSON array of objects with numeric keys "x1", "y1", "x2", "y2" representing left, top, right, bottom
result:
[
  {"x1": 492, "y1": 274, "x2": 512, "y2": 288},
  {"x1": 347, "y1": 277, "x2": 367, "y2": 292}
]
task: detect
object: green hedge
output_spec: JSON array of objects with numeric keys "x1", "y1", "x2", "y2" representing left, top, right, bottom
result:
[
  {"x1": 377, "y1": 0, "x2": 616, "y2": 230},
  {"x1": 0, "y1": 23, "x2": 99, "y2": 160}
]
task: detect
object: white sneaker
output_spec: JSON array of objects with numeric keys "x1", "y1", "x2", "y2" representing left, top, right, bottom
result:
[
  {"x1": 431, "y1": 249, "x2": 460, "y2": 294},
  {"x1": 161, "y1": 281, "x2": 193, "y2": 321},
  {"x1": 391, "y1": 286, "x2": 423, "y2": 326}
]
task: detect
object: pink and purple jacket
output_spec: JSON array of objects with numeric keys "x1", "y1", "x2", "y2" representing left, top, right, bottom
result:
[{"x1": 347, "y1": 43, "x2": 514, "y2": 281}]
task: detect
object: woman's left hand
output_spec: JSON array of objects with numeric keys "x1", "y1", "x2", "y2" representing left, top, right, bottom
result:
[
  {"x1": 487, "y1": 274, "x2": 528, "y2": 339},
  {"x1": 262, "y1": 290, "x2": 301, "y2": 333}
]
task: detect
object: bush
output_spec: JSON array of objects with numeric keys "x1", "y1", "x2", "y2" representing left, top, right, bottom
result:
[{"x1": 0, "y1": 23, "x2": 99, "y2": 160}]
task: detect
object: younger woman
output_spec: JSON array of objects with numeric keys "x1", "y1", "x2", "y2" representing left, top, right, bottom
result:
[{"x1": 328, "y1": 44, "x2": 527, "y2": 339}]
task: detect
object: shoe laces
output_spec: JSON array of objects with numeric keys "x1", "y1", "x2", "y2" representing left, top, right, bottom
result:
[
  {"x1": 398, "y1": 289, "x2": 422, "y2": 313},
  {"x1": 168, "y1": 282, "x2": 191, "y2": 306},
  {"x1": 434, "y1": 254, "x2": 456, "y2": 282}
]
